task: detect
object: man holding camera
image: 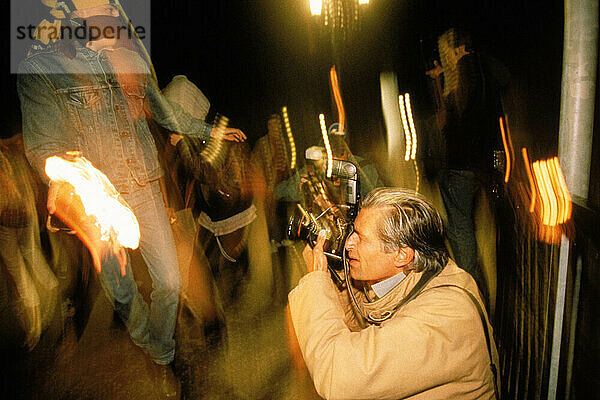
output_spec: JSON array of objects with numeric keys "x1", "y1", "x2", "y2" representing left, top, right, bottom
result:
[{"x1": 288, "y1": 187, "x2": 499, "y2": 399}]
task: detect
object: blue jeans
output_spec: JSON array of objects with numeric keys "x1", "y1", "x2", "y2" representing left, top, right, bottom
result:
[
  {"x1": 97, "y1": 180, "x2": 180, "y2": 364},
  {"x1": 437, "y1": 169, "x2": 489, "y2": 307}
]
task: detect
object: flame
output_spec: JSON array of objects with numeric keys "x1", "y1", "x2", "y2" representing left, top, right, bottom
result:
[
  {"x1": 282, "y1": 106, "x2": 297, "y2": 170},
  {"x1": 45, "y1": 155, "x2": 140, "y2": 249},
  {"x1": 329, "y1": 66, "x2": 345, "y2": 134}
]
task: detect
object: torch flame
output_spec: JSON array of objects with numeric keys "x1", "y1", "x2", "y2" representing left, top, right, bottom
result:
[{"x1": 45, "y1": 155, "x2": 140, "y2": 250}]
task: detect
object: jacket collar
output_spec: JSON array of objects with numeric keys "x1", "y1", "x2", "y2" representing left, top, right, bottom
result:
[{"x1": 357, "y1": 259, "x2": 462, "y2": 322}]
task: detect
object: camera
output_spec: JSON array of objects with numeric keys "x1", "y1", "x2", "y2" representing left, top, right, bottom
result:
[{"x1": 286, "y1": 147, "x2": 360, "y2": 275}]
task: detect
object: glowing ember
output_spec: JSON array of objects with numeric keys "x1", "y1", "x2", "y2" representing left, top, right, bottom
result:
[{"x1": 44, "y1": 155, "x2": 140, "y2": 250}]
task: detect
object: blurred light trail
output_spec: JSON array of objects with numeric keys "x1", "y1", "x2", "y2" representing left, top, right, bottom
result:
[
  {"x1": 413, "y1": 159, "x2": 420, "y2": 193},
  {"x1": 310, "y1": 0, "x2": 323, "y2": 15},
  {"x1": 532, "y1": 161, "x2": 551, "y2": 226},
  {"x1": 398, "y1": 94, "x2": 411, "y2": 161},
  {"x1": 530, "y1": 157, "x2": 571, "y2": 227},
  {"x1": 499, "y1": 117, "x2": 512, "y2": 183},
  {"x1": 359, "y1": 0, "x2": 370, "y2": 4},
  {"x1": 404, "y1": 93, "x2": 418, "y2": 160},
  {"x1": 329, "y1": 66, "x2": 346, "y2": 134},
  {"x1": 201, "y1": 115, "x2": 229, "y2": 166},
  {"x1": 319, "y1": 114, "x2": 333, "y2": 178},
  {"x1": 549, "y1": 157, "x2": 572, "y2": 224},
  {"x1": 540, "y1": 161, "x2": 558, "y2": 226},
  {"x1": 282, "y1": 106, "x2": 297, "y2": 170},
  {"x1": 522, "y1": 147, "x2": 537, "y2": 213}
]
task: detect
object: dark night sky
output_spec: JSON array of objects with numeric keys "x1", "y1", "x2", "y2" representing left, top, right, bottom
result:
[{"x1": 2, "y1": 0, "x2": 565, "y2": 162}]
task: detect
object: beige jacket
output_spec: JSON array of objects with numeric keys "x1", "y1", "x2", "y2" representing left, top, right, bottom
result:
[{"x1": 288, "y1": 260, "x2": 499, "y2": 400}]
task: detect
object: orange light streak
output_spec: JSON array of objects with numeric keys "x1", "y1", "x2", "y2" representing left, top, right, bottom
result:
[
  {"x1": 522, "y1": 148, "x2": 536, "y2": 213},
  {"x1": 540, "y1": 161, "x2": 558, "y2": 226},
  {"x1": 549, "y1": 157, "x2": 572, "y2": 223},
  {"x1": 499, "y1": 117, "x2": 511, "y2": 183},
  {"x1": 532, "y1": 161, "x2": 549, "y2": 226},
  {"x1": 329, "y1": 66, "x2": 346, "y2": 134}
]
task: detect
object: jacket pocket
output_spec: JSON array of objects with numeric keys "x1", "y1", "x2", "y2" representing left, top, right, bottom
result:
[{"x1": 64, "y1": 88, "x2": 101, "y2": 109}]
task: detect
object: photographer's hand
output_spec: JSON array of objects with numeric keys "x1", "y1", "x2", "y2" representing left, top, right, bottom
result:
[{"x1": 302, "y1": 230, "x2": 328, "y2": 273}]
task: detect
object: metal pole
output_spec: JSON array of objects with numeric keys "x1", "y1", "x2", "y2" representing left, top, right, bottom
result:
[
  {"x1": 558, "y1": 0, "x2": 598, "y2": 203},
  {"x1": 551, "y1": 1, "x2": 598, "y2": 398},
  {"x1": 548, "y1": 235, "x2": 571, "y2": 400}
]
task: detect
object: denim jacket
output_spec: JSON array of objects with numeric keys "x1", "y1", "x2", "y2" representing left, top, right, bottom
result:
[{"x1": 17, "y1": 41, "x2": 213, "y2": 192}]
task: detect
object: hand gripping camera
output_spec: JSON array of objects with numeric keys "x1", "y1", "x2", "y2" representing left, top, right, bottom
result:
[{"x1": 286, "y1": 147, "x2": 360, "y2": 285}]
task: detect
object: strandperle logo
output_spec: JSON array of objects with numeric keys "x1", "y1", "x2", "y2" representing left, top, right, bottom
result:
[
  {"x1": 10, "y1": 0, "x2": 151, "y2": 74},
  {"x1": 15, "y1": 19, "x2": 147, "y2": 42}
]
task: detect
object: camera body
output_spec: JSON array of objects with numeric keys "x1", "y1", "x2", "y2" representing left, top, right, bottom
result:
[{"x1": 286, "y1": 147, "x2": 360, "y2": 271}]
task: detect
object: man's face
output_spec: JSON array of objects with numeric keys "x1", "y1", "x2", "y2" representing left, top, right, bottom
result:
[{"x1": 344, "y1": 207, "x2": 400, "y2": 283}]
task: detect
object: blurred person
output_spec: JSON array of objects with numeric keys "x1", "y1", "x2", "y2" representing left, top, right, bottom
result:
[
  {"x1": 249, "y1": 113, "x2": 299, "y2": 298},
  {"x1": 17, "y1": 1, "x2": 245, "y2": 395},
  {"x1": 426, "y1": 28, "x2": 508, "y2": 309},
  {"x1": 0, "y1": 134, "x2": 59, "y2": 350},
  {"x1": 250, "y1": 114, "x2": 293, "y2": 240},
  {"x1": 288, "y1": 187, "x2": 499, "y2": 399},
  {"x1": 167, "y1": 77, "x2": 255, "y2": 303},
  {"x1": 274, "y1": 124, "x2": 382, "y2": 204}
]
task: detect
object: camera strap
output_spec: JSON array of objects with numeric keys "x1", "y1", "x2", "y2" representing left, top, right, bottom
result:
[
  {"x1": 352, "y1": 270, "x2": 500, "y2": 398},
  {"x1": 427, "y1": 284, "x2": 500, "y2": 399},
  {"x1": 364, "y1": 268, "x2": 442, "y2": 324}
]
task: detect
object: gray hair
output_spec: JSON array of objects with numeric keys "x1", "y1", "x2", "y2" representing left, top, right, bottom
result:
[{"x1": 360, "y1": 187, "x2": 449, "y2": 273}]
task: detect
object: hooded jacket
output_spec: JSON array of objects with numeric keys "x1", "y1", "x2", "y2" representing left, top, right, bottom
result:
[{"x1": 288, "y1": 259, "x2": 499, "y2": 399}]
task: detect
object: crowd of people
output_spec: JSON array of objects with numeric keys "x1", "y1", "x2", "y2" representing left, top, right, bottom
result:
[{"x1": 3, "y1": 1, "x2": 505, "y2": 399}]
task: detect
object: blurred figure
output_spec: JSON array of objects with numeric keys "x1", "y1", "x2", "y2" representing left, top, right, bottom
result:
[
  {"x1": 17, "y1": 2, "x2": 244, "y2": 396},
  {"x1": 251, "y1": 114, "x2": 293, "y2": 241},
  {"x1": 156, "y1": 75, "x2": 225, "y2": 327},
  {"x1": 274, "y1": 125, "x2": 382, "y2": 204},
  {"x1": 249, "y1": 114, "x2": 297, "y2": 297},
  {"x1": 0, "y1": 134, "x2": 59, "y2": 350},
  {"x1": 426, "y1": 28, "x2": 508, "y2": 309}
]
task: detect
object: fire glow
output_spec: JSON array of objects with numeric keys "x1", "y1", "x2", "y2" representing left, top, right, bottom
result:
[{"x1": 45, "y1": 155, "x2": 140, "y2": 249}]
